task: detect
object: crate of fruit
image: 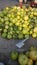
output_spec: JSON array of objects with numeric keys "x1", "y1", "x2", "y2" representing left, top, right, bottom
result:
[
  {"x1": 0, "y1": 0, "x2": 37, "y2": 52},
  {"x1": 0, "y1": 1, "x2": 37, "y2": 65}
]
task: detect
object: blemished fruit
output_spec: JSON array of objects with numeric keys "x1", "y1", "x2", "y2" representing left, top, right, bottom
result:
[
  {"x1": 27, "y1": 59, "x2": 33, "y2": 65},
  {"x1": 18, "y1": 47, "x2": 37, "y2": 65},
  {"x1": 10, "y1": 51, "x2": 18, "y2": 60},
  {"x1": 10, "y1": 47, "x2": 37, "y2": 65},
  {"x1": 0, "y1": 6, "x2": 37, "y2": 39},
  {"x1": 18, "y1": 54, "x2": 28, "y2": 65},
  {"x1": 29, "y1": 50, "x2": 37, "y2": 61}
]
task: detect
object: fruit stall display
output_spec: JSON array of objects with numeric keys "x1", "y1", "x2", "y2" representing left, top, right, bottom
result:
[
  {"x1": 10, "y1": 47, "x2": 37, "y2": 65},
  {"x1": 0, "y1": 0, "x2": 37, "y2": 65},
  {"x1": 0, "y1": 47, "x2": 37, "y2": 65},
  {"x1": 0, "y1": 6, "x2": 37, "y2": 39}
]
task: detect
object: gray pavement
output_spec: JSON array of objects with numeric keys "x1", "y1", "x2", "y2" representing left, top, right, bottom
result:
[{"x1": 0, "y1": 0, "x2": 18, "y2": 10}]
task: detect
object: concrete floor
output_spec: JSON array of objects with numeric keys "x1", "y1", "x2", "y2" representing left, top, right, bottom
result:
[{"x1": 0, "y1": 0, "x2": 18, "y2": 10}]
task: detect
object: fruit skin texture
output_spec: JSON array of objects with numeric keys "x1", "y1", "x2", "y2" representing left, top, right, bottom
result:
[
  {"x1": 32, "y1": 33, "x2": 37, "y2": 38},
  {"x1": 2, "y1": 33, "x2": 7, "y2": 38},
  {"x1": 0, "y1": 6, "x2": 37, "y2": 39},
  {"x1": 35, "y1": 61, "x2": 37, "y2": 65},
  {"x1": 9, "y1": 47, "x2": 37, "y2": 65},
  {"x1": 29, "y1": 50, "x2": 37, "y2": 61},
  {"x1": 18, "y1": 54, "x2": 28, "y2": 65},
  {"x1": 27, "y1": 59, "x2": 33, "y2": 65},
  {"x1": 30, "y1": 47, "x2": 37, "y2": 51},
  {"x1": 10, "y1": 51, "x2": 18, "y2": 60}
]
